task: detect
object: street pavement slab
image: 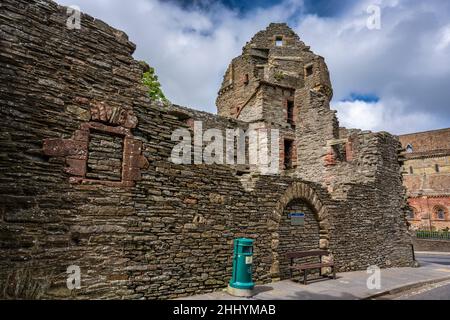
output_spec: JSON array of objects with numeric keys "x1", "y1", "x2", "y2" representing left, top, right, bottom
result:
[{"x1": 177, "y1": 262, "x2": 450, "y2": 300}]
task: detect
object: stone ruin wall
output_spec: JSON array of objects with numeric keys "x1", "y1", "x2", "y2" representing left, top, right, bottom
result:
[{"x1": 0, "y1": 0, "x2": 414, "y2": 299}]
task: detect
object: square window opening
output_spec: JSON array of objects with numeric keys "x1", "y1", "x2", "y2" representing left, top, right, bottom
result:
[
  {"x1": 275, "y1": 36, "x2": 283, "y2": 47},
  {"x1": 284, "y1": 139, "x2": 294, "y2": 170},
  {"x1": 305, "y1": 65, "x2": 313, "y2": 77},
  {"x1": 243, "y1": 73, "x2": 249, "y2": 85}
]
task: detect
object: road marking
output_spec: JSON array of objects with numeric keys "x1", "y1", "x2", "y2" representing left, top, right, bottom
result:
[
  {"x1": 416, "y1": 251, "x2": 450, "y2": 256},
  {"x1": 395, "y1": 279, "x2": 450, "y2": 300}
]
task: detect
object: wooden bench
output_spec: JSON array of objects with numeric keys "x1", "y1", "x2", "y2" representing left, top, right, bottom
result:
[{"x1": 287, "y1": 250, "x2": 336, "y2": 285}]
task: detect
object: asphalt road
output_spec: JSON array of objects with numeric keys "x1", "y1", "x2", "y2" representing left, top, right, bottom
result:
[
  {"x1": 415, "y1": 252, "x2": 450, "y2": 266},
  {"x1": 389, "y1": 252, "x2": 450, "y2": 300},
  {"x1": 392, "y1": 280, "x2": 450, "y2": 300}
]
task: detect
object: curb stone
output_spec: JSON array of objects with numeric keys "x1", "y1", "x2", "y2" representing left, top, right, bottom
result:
[{"x1": 363, "y1": 276, "x2": 450, "y2": 300}]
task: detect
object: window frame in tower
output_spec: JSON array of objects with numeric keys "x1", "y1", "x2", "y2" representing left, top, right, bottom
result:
[
  {"x1": 243, "y1": 73, "x2": 249, "y2": 85},
  {"x1": 275, "y1": 36, "x2": 283, "y2": 47},
  {"x1": 286, "y1": 99, "x2": 295, "y2": 126},
  {"x1": 305, "y1": 64, "x2": 314, "y2": 77},
  {"x1": 406, "y1": 144, "x2": 413, "y2": 153},
  {"x1": 283, "y1": 139, "x2": 295, "y2": 170}
]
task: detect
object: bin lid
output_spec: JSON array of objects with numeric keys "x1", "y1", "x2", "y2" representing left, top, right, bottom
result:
[{"x1": 236, "y1": 238, "x2": 254, "y2": 246}]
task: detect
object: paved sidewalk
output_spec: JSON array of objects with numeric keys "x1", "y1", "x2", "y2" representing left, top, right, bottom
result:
[{"x1": 178, "y1": 262, "x2": 450, "y2": 300}]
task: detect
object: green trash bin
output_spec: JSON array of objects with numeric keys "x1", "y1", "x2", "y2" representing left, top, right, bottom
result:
[{"x1": 229, "y1": 238, "x2": 254, "y2": 290}]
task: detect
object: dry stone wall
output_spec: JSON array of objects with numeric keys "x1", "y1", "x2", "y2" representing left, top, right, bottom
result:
[{"x1": 0, "y1": 0, "x2": 414, "y2": 300}]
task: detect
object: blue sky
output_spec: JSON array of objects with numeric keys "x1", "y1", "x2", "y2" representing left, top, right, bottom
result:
[
  {"x1": 55, "y1": 0, "x2": 450, "y2": 134},
  {"x1": 166, "y1": 0, "x2": 356, "y2": 16}
]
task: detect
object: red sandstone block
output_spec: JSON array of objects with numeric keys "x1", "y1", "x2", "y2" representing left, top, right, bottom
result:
[
  {"x1": 43, "y1": 138, "x2": 87, "y2": 158},
  {"x1": 122, "y1": 165, "x2": 141, "y2": 181},
  {"x1": 72, "y1": 129, "x2": 90, "y2": 142},
  {"x1": 324, "y1": 149, "x2": 337, "y2": 166},
  {"x1": 345, "y1": 141, "x2": 353, "y2": 162},
  {"x1": 65, "y1": 157, "x2": 86, "y2": 176}
]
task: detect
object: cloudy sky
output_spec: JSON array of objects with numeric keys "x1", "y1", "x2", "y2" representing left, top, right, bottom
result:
[{"x1": 56, "y1": 0, "x2": 450, "y2": 134}]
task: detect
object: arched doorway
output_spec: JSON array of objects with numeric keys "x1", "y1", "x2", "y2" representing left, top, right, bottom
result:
[
  {"x1": 269, "y1": 182, "x2": 331, "y2": 280},
  {"x1": 278, "y1": 199, "x2": 320, "y2": 279}
]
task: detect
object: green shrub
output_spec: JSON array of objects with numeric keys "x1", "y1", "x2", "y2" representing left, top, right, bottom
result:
[{"x1": 139, "y1": 61, "x2": 168, "y2": 104}]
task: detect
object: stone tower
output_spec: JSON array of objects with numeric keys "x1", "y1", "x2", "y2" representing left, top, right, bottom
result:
[
  {"x1": 216, "y1": 23, "x2": 332, "y2": 124},
  {"x1": 216, "y1": 23, "x2": 337, "y2": 177}
]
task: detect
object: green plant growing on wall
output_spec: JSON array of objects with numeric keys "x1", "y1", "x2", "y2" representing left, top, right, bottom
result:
[
  {"x1": 274, "y1": 71, "x2": 284, "y2": 82},
  {"x1": 140, "y1": 61, "x2": 169, "y2": 105}
]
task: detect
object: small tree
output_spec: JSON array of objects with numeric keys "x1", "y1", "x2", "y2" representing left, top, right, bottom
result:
[{"x1": 140, "y1": 61, "x2": 168, "y2": 104}]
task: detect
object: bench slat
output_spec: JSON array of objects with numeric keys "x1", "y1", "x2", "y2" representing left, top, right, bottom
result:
[
  {"x1": 289, "y1": 262, "x2": 334, "y2": 270},
  {"x1": 286, "y1": 250, "x2": 329, "y2": 259}
]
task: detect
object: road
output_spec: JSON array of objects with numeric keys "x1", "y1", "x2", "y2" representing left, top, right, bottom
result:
[
  {"x1": 381, "y1": 252, "x2": 450, "y2": 300},
  {"x1": 390, "y1": 280, "x2": 450, "y2": 300},
  {"x1": 415, "y1": 252, "x2": 450, "y2": 266}
]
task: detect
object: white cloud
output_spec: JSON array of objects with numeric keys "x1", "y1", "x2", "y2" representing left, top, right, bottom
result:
[
  {"x1": 333, "y1": 100, "x2": 384, "y2": 131},
  {"x1": 436, "y1": 25, "x2": 450, "y2": 52},
  {"x1": 295, "y1": 0, "x2": 450, "y2": 133},
  {"x1": 54, "y1": 0, "x2": 450, "y2": 135},
  {"x1": 332, "y1": 99, "x2": 438, "y2": 134},
  {"x1": 56, "y1": 0, "x2": 304, "y2": 110}
]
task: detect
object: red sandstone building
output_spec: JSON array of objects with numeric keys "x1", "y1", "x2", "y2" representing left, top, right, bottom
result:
[{"x1": 399, "y1": 128, "x2": 450, "y2": 231}]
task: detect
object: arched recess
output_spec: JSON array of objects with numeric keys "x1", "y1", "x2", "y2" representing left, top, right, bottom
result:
[
  {"x1": 433, "y1": 205, "x2": 448, "y2": 220},
  {"x1": 408, "y1": 206, "x2": 418, "y2": 220},
  {"x1": 268, "y1": 182, "x2": 331, "y2": 280}
]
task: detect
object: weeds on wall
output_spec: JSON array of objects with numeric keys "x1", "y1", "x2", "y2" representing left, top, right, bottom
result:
[{"x1": 0, "y1": 267, "x2": 53, "y2": 299}]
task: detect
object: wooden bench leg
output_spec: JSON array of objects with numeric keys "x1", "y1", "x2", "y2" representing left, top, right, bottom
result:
[
  {"x1": 303, "y1": 269, "x2": 308, "y2": 285},
  {"x1": 332, "y1": 266, "x2": 336, "y2": 279}
]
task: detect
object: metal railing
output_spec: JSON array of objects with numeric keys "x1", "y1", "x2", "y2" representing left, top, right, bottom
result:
[{"x1": 416, "y1": 230, "x2": 450, "y2": 240}]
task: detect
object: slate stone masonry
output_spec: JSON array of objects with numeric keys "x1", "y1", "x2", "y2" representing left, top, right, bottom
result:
[{"x1": 0, "y1": 0, "x2": 414, "y2": 299}]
